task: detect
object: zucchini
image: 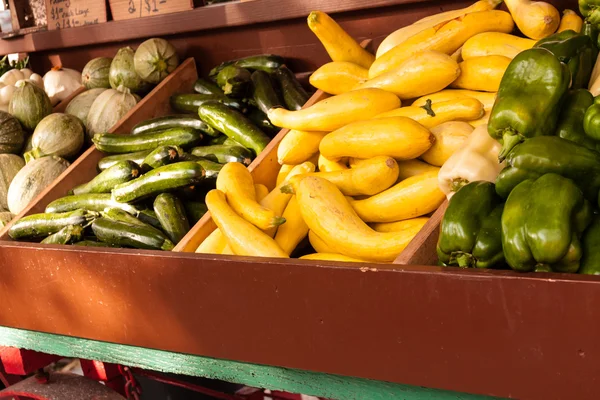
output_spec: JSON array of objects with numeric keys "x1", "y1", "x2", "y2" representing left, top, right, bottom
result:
[
  {"x1": 209, "y1": 54, "x2": 285, "y2": 77},
  {"x1": 140, "y1": 145, "x2": 181, "y2": 171},
  {"x1": 209, "y1": 135, "x2": 227, "y2": 145},
  {"x1": 184, "y1": 201, "x2": 208, "y2": 224},
  {"x1": 191, "y1": 145, "x2": 253, "y2": 166},
  {"x1": 41, "y1": 225, "x2": 84, "y2": 245},
  {"x1": 247, "y1": 108, "x2": 280, "y2": 136},
  {"x1": 216, "y1": 66, "x2": 252, "y2": 98},
  {"x1": 274, "y1": 66, "x2": 310, "y2": 111},
  {"x1": 153, "y1": 193, "x2": 190, "y2": 243},
  {"x1": 193, "y1": 78, "x2": 224, "y2": 95},
  {"x1": 46, "y1": 193, "x2": 142, "y2": 215},
  {"x1": 91, "y1": 217, "x2": 174, "y2": 251},
  {"x1": 8, "y1": 209, "x2": 98, "y2": 240},
  {"x1": 97, "y1": 150, "x2": 151, "y2": 171},
  {"x1": 131, "y1": 114, "x2": 219, "y2": 137},
  {"x1": 112, "y1": 161, "x2": 206, "y2": 203},
  {"x1": 93, "y1": 128, "x2": 202, "y2": 154},
  {"x1": 196, "y1": 158, "x2": 224, "y2": 179},
  {"x1": 73, "y1": 161, "x2": 141, "y2": 195},
  {"x1": 222, "y1": 137, "x2": 244, "y2": 147},
  {"x1": 73, "y1": 240, "x2": 116, "y2": 247},
  {"x1": 138, "y1": 208, "x2": 162, "y2": 229},
  {"x1": 170, "y1": 93, "x2": 244, "y2": 114},
  {"x1": 102, "y1": 207, "x2": 149, "y2": 227},
  {"x1": 251, "y1": 70, "x2": 284, "y2": 114},
  {"x1": 197, "y1": 102, "x2": 270, "y2": 156}
]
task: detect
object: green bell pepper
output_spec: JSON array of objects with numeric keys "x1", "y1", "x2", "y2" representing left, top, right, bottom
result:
[
  {"x1": 436, "y1": 181, "x2": 504, "y2": 269},
  {"x1": 488, "y1": 48, "x2": 570, "y2": 161},
  {"x1": 583, "y1": 102, "x2": 600, "y2": 140},
  {"x1": 535, "y1": 30, "x2": 597, "y2": 90},
  {"x1": 502, "y1": 173, "x2": 592, "y2": 273},
  {"x1": 495, "y1": 136, "x2": 600, "y2": 202},
  {"x1": 580, "y1": 215, "x2": 600, "y2": 275},
  {"x1": 557, "y1": 89, "x2": 599, "y2": 150},
  {"x1": 580, "y1": 0, "x2": 600, "y2": 25}
]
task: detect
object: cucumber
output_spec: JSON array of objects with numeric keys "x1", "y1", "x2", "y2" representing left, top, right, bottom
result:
[
  {"x1": 97, "y1": 150, "x2": 151, "y2": 171},
  {"x1": 209, "y1": 135, "x2": 227, "y2": 145},
  {"x1": 73, "y1": 240, "x2": 116, "y2": 247},
  {"x1": 247, "y1": 108, "x2": 280, "y2": 136},
  {"x1": 251, "y1": 70, "x2": 284, "y2": 114},
  {"x1": 197, "y1": 102, "x2": 270, "y2": 156},
  {"x1": 216, "y1": 66, "x2": 252, "y2": 98},
  {"x1": 140, "y1": 145, "x2": 181, "y2": 171},
  {"x1": 193, "y1": 78, "x2": 224, "y2": 95},
  {"x1": 91, "y1": 217, "x2": 174, "y2": 251},
  {"x1": 131, "y1": 114, "x2": 219, "y2": 137},
  {"x1": 170, "y1": 93, "x2": 244, "y2": 113},
  {"x1": 274, "y1": 66, "x2": 310, "y2": 111},
  {"x1": 93, "y1": 128, "x2": 202, "y2": 154},
  {"x1": 138, "y1": 208, "x2": 162, "y2": 229},
  {"x1": 41, "y1": 225, "x2": 84, "y2": 245},
  {"x1": 209, "y1": 54, "x2": 285, "y2": 77},
  {"x1": 112, "y1": 161, "x2": 206, "y2": 203},
  {"x1": 46, "y1": 193, "x2": 142, "y2": 215},
  {"x1": 73, "y1": 161, "x2": 141, "y2": 195},
  {"x1": 8, "y1": 209, "x2": 98, "y2": 240},
  {"x1": 191, "y1": 145, "x2": 253, "y2": 165},
  {"x1": 153, "y1": 193, "x2": 190, "y2": 243},
  {"x1": 184, "y1": 201, "x2": 208, "y2": 224}
]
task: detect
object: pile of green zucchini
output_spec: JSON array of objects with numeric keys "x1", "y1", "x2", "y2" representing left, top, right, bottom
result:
[{"x1": 7, "y1": 54, "x2": 310, "y2": 251}]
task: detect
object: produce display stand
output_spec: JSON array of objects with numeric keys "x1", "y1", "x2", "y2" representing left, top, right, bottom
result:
[{"x1": 0, "y1": 0, "x2": 599, "y2": 399}]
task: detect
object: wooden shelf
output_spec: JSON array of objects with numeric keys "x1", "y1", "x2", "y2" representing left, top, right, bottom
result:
[{"x1": 0, "y1": 0, "x2": 412, "y2": 55}]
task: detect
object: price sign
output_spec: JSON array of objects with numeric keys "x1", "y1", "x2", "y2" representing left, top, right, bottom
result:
[
  {"x1": 45, "y1": 0, "x2": 107, "y2": 30},
  {"x1": 109, "y1": 0, "x2": 194, "y2": 21}
]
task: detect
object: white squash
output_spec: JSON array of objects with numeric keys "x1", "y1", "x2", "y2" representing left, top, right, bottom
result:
[
  {"x1": 0, "y1": 69, "x2": 25, "y2": 86},
  {"x1": 43, "y1": 66, "x2": 83, "y2": 106},
  {"x1": 0, "y1": 69, "x2": 44, "y2": 109}
]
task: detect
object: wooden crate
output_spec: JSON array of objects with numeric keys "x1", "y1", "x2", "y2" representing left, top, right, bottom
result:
[{"x1": 0, "y1": 58, "x2": 198, "y2": 239}]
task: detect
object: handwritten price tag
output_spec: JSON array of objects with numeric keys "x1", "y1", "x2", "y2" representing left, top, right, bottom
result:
[
  {"x1": 109, "y1": 0, "x2": 193, "y2": 21},
  {"x1": 45, "y1": 0, "x2": 107, "y2": 30}
]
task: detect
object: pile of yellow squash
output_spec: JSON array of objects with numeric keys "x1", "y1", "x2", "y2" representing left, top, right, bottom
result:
[{"x1": 196, "y1": 0, "x2": 583, "y2": 263}]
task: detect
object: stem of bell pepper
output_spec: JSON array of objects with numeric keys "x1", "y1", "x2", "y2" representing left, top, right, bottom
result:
[{"x1": 499, "y1": 129, "x2": 521, "y2": 162}]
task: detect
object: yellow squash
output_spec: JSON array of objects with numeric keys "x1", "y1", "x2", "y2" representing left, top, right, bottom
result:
[
  {"x1": 376, "y1": 0, "x2": 503, "y2": 58},
  {"x1": 216, "y1": 162, "x2": 285, "y2": 230},
  {"x1": 376, "y1": 98, "x2": 484, "y2": 129},
  {"x1": 451, "y1": 46, "x2": 463, "y2": 62},
  {"x1": 277, "y1": 129, "x2": 328, "y2": 165},
  {"x1": 267, "y1": 88, "x2": 400, "y2": 131},
  {"x1": 285, "y1": 156, "x2": 399, "y2": 196},
  {"x1": 196, "y1": 228, "x2": 227, "y2": 254},
  {"x1": 396, "y1": 159, "x2": 440, "y2": 181},
  {"x1": 206, "y1": 190, "x2": 288, "y2": 258},
  {"x1": 468, "y1": 109, "x2": 491, "y2": 127},
  {"x1": 461, "y1": 32, "x2": 535, "y2": 59},
  {"x1": 412, "y1": 89, "x2": 496, "y2": 110},
  {"x1": 276, "y1": 164, "x2": 295, "y2": 187},
  {"x1": 372, "y1": 217, "x2": 429, "y2": 233},
  {"x1": 451, "y1": 55, "x2": 511, "y2": 92},
  {"x1": 503, "y1": 0, "x2": 560, "y2": 39},
  {"x1": 254, "y1": 184, "x2": 269, "y2": 202},
  {"x1": 355, "y1": 51, "x2": 460, "y2": 99},
  {"x1": 369, "y1": 10, "x2": 514, "y2": 78},
  {"x1": 351, "y1": 170, "x2": 445, "y2": 223},
  {"x1": 309, "y1": 61, "x2": 368, "y2": 95},
  {"x1": 421, "y1": 121, "x2": 473, "y2": 166},
  {"x1": 274, "y1": 196, "x2": 309, "y2": 255},
  {"x1": 261, "y1": 161, "x2": 316, "y2": 236},
  {"x1": 307, "y1": 11, "x2": 375, "y2": 69},
  {"x1": 300, "y1": 253, "x2": 367, "y2": 263},
  {"x1": 296, "y1": 176, "x2": 420, "y2": 262},
  {"x1": 319, "y1": 116, "x2": 433, "y2": 160},
  {"x1": 308, "y1": 230, "x2": 335, "y2": 253},
  {"x1": 558, "y1": 9, "x2": 583, "y2": 33},
  {"x1": 318, "y1": 154, "x2": 348, "y2": 172}
]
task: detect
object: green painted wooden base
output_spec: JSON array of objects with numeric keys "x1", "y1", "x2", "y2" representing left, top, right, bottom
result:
[{"x1": 0, "y1": 326, "x2": 497, "y2": 400}]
